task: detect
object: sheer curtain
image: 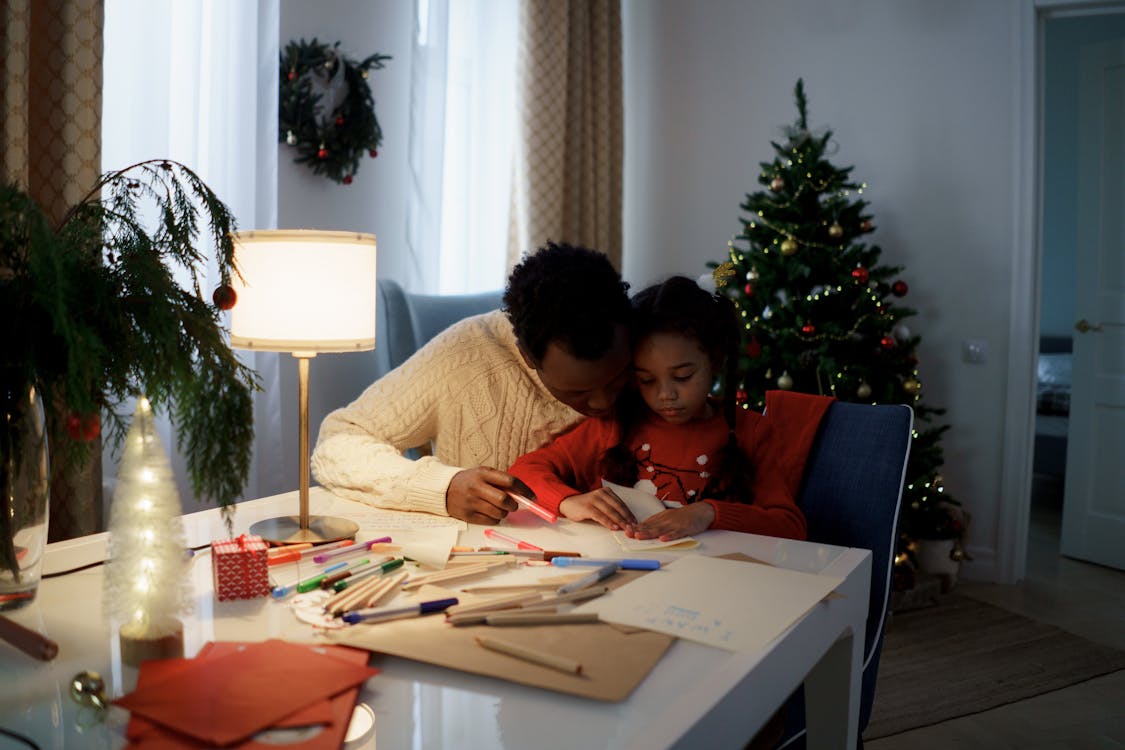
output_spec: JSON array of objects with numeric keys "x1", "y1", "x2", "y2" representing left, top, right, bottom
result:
[
  {"x1": 408, "y1": 0, "x2": 518, "y2": 294},
  {"x1": 101, "y1": 0, "x2": 283, "y2": 513}
]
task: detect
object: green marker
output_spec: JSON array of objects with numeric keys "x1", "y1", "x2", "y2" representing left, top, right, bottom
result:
[{"x1": 332, "y1": 557, "x2": 405, "y2": 592}]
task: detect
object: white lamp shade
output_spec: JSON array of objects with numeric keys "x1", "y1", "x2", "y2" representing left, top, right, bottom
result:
[{"x1": 229, "y1": 229, "x2": 377, "y2": 353}]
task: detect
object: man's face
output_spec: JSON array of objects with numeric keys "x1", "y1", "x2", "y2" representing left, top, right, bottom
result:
[{"x1": 525, "y1": 324, "x2": 632, "y2": 418}]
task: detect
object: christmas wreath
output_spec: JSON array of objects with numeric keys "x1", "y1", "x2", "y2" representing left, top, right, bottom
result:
[{"x1": 279, "y1": 38, "x2": 390, "y2": 185}]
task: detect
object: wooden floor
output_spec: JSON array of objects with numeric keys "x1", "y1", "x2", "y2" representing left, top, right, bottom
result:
[{"x1": 866, "y1": 474, "x2": 1125, "y2": 749}]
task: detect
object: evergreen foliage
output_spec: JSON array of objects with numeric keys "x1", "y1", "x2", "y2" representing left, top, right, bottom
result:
[
  {"x1": 1, "y1": 160, "x2": 258, "y2": 513},
  {"x1": 711, "y1": 81, "x2": 964, "y2": 560}
]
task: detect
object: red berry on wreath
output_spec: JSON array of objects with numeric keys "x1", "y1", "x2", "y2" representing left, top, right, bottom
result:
[
  {"x1": 801, "y1": 324, "x2": 816, "y2": 335},
  {"x1": 880, "y1": 336, "x2": 896, "y2": 350},
  {"x1": 851, "y1": 267, "x2": 869, "y2": 284},
  {"x1": 892, "y1": 280, "x2": 909, "y2": 297},
  {"x1": 212, "y1": 284, "x2": 238, "y2": 310},
  {"x1": 343, "y1": 174, "x2": 353, "y2": 185},
  {"x1": 317, "y1": 147, "x2": 328, "y2": 159},
  {"x1": 335, "y1": 115, "x2": 345, "y2": 126}
]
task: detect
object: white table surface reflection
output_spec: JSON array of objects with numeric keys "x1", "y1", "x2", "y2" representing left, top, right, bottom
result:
[{"x1": 0, "y1": 488, "x2": 870, "y2": 749}]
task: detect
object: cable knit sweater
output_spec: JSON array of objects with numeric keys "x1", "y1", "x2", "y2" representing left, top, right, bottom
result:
[{"x1": 311, "y1": 310, "x2": 584, "y2": 516}]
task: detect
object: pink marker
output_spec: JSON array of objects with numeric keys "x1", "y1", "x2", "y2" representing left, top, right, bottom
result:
[
  {"x1": 507, "y1": 491, "x2": 558, "y2": 524},
  {"x1": 483, "y1": 528, "x2": 543, "y2": 551},
  {"x1": 313, "y1": 536, "x2": 393, "y2": 563}
]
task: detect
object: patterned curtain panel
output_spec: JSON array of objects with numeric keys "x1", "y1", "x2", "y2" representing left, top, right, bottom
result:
[
  {"x1": 2, "y1": 0, "x2": 105, "y2": 540},
  {"x1": 510, "y1": 0, "x2": 623, "y2": 269}
]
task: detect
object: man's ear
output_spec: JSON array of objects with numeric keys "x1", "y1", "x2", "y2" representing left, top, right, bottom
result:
[{"x1": 516, "y1": 343, "x2": 538, "y2": 370}]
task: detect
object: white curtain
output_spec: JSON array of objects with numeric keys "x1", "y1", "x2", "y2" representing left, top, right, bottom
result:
[
  {"x1": 101, "y1": 0, "x2": 284, "y2": 513},
  {"x1": 408, "y1": 0, "x2": 518, "y2": 294}
]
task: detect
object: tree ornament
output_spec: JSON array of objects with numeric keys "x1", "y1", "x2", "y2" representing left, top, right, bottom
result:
[
  {"x1": 851, "y1": 267, "x2": 869, "y2": 284},
  {"x1": 903, "y1": 378, "x2": 921, "y2": 395},
  {"x1": 743, "y1": 283, "x2": 754, "y2": 296},
  {"x1": 892, "y1": 280, "x2": 909, "y2": 297},
  {"x1": 800, "y1": 323, "x2": 816, "y2": 335},
  {"x1": 343, "y1": 174, "x2": 353, "y2": 185},
  {"x1": 65, "y1": 412, "x2": 101, "y2": 442},
  {"x1": 745, "y1": 338, "x2": 762, "y2": 358},
  {"x1": 861, "y1": 219, "x2": 873, "y2": 232},
  {"x1": 880, "y1": 336, "x2": 896, "y2": 350},
  {"x1": 770, "y1": 176, "x2": 784, "y2": 191},
  {"x1": 856, "y1": 382, "x2": 872, "y2": 399},
  {"x1": 777, "y1": 371, "x2": 794, "y2": 390},
  {"x1": 828, "y1": 223, "x2": 843, "y2": 238},
  {"x1": 368, "y1": 149, "x2": 378, "y2": 158},
  {"x1": 735, "y1": 389, "x2": 748, "y2": 404},
  {"x1": 747, "y1": 267, "x2": 759, "y2": 282},
  {"x1": 893, "y1": 323, "x2": 912, "y2": 342},
  {"x1": 212, "y1": 284, "x2": 237, "y2": 310},
  {"x1": 780, "y1": 237, "x2": 798, "y2": 256},
  {"x1": 278, "y1": 38, "x2": 390, "y2": 184}
]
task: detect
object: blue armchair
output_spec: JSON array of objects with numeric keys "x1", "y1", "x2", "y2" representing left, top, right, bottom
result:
[{"x1": 778, "y1": 401, "x2": 913, "y2": 749}]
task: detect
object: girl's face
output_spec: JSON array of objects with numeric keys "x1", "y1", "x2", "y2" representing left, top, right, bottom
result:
[{"x1": 633, "y1": 331, "x2": 715, "y2": 424}]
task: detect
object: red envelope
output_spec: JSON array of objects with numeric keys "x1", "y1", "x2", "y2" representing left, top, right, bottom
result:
[{"x1": 115, "y1": 639, "x2": 377, "y2": 746}]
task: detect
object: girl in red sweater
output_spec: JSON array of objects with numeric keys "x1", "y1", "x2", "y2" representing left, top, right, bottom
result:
[{"x1": 508, "y1": 275, "x2": 832, "y2": 541}]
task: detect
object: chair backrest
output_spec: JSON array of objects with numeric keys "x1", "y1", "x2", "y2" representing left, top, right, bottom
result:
[
  {"x1": 376, "y1": 279, "x2": 504, "y2": 377},
  {"x1": 780, "y1": 400, "x2": 913, "y2": 749}
]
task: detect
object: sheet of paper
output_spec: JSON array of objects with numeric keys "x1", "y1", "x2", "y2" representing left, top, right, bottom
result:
[
  {"x1": 602, "y1": 480, "x2": 699, "y2": 550},
  {"x1": 579, "y1": 555, "x2": 843, "y2": 654},
  {"x1": 345, "y1": 507, "x2": 462, "y2": 568}
]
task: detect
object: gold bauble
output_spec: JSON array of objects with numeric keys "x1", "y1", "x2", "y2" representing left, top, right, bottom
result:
[
  {"x1": 828, "y1": 223, "x2": 843, "y2": 238},
  {"x1": 856, "y1": 382, "x2": 872, "y2": 399},
  {"x1": 777, "y1": 371, "x2": 794, "y2": 390},
  {"x1": 903, "y1": 378, "x2": 921, "y2": 395},
  {"x1": 780, "y1": 238, "x2": 798, "y2": 256}
]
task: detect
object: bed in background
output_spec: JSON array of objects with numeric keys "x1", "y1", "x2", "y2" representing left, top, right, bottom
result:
[{"x1": 1034, "y1": 335, "x2": 1072, "y2": 477}]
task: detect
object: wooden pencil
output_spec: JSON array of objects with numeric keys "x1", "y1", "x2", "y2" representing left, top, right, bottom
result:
[{"x1": 474, "y1": 635, "x2": 583, "y2": 675}]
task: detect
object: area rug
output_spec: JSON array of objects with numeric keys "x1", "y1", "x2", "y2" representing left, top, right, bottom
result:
[{"x1": 863, "y1": 594, "x2": 1125, "y2": 739}]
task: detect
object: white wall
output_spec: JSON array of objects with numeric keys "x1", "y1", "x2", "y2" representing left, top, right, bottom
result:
[{"x1": 621, "y1": 0, "x2": 1021, "y2": 580}]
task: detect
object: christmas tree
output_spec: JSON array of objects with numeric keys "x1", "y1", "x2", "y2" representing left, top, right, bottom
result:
[{"x1": 711, "y1": 80, "x2": 965, "y2": 579}]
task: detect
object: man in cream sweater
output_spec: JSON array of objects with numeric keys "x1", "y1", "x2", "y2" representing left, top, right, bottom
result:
[{"x1": 311, "y1": 243, "x2": 633, "y2": 524}]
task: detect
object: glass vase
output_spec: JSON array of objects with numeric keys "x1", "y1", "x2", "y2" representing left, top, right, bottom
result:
[{"x1": 1, "y1": 386, "x2": 50, "y2": 610}]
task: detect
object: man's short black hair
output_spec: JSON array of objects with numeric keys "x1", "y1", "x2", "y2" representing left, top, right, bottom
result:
[{"x1": 503, "y1": 241, "x2": 631, "y2": 363}]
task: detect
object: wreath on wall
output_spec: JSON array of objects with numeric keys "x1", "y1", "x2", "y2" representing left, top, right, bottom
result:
[{"x1": 279, "y1": 38, "x2": 390, "y2": 185}]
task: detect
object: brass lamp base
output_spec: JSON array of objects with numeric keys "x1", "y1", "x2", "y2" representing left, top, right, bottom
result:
[{"x1": 249, "y1": 515, "x2": 359, "y2": 545}]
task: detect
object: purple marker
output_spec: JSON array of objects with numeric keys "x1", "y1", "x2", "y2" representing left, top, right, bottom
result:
[{"x1": 314, "y1": 536, "x2": 393, "y2": 564}]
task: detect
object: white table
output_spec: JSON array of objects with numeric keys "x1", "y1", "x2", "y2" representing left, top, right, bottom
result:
[{"x1": 0, "y1": 488, "x2": 870, "y2": 749}]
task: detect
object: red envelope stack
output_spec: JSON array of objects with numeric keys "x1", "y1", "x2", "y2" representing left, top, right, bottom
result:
[
  {"x1": 115, "y1": 639, "x2": 378, "y2": 748},
  {"x1": 212, "y1": 534, "x2": 271, "y2": 601}
]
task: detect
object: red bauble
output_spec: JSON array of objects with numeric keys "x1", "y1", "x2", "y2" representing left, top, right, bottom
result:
[
  {"x1": 851, "y1": 267, "x2": 869, "y2": 284},
  {"x1": 335, "y1": 115, "x2": 345, "y2": 126},
  {"x1": 745, "y1": 338, "x2": 762, "y2": 358},
  {"x1": 743, "y1": 283, "x2": 754, "y2": 296},
  {"x1": 892, "y1": 280, "x2": 909, "y2": 297},
  {"x1": 735, "y1": 389, "x2": 748, "y2": 404},
  {"x1": 212, "y1": 284, "x2": 238, "y2": 310},
  {"x1": 287, "y1": 70, "x2": 296, "y2": 81},
  {"x1": 880, "y1": 336, "x2": 896, "y2": 350},
  {"x1": 368, "y1": 149, "x2": 378, "y2": 158},
  {"x1": 65, "y1": 412, "x2": 100, "y2": 442},
  {"x1": 343, "y1": 175, "x2": 353, "y2": 185},
  {"x1": 801, "y1": 324, "x2": 816, "y2": 335},
  {"x1": 861, "y1": 220, "x2": 873, "y2": 232},
  {"x1": 317, "y1": 147, "x2": 328, "y2": 159}
]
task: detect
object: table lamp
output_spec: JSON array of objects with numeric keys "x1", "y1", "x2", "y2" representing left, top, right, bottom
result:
[{"x1": 230, "y1": 229, "x2": 376, "y2": 543}]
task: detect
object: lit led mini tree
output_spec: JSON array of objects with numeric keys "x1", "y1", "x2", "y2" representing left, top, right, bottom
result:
[{"x1": 104, "y1": 398, "x2": 192, "y2": 664}]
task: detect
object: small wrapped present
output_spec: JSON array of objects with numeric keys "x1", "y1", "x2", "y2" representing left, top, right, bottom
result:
[{"x1": 212, "y1": 534, "x2": 270, "y2": 601}]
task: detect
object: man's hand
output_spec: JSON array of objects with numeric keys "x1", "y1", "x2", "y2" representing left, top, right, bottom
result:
[
  {"x1": 626, "y1": 502, "x2": 714, "y2": 541},
  {"x1": 446, "y1": 467, "x2": 521, "y2": 524},
  {"x1": 559, "y1": 488, "x2": 636, "y2": 531}
]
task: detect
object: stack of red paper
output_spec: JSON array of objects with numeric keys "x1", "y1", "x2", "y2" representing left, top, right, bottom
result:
[{"x1": 114, "y1": 639, "x2": 377, "y2": 748}]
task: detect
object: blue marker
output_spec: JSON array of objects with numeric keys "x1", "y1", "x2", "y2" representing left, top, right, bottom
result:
[
  {"x1": 342, "y1": 597, "x2": 459, "y2": 625},
  {"x1": 550, "y1": 557, "x2": 661, "y2": 571}
]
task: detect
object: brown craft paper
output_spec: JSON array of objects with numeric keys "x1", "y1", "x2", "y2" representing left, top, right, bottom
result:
[{"x1": 327, "y1": 574, "x2": 674, "y2": 702}]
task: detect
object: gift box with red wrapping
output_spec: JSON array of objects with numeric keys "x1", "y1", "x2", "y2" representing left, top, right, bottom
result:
[{"x1": 211, "y1": 534, "x2": 270, "y2": 601}]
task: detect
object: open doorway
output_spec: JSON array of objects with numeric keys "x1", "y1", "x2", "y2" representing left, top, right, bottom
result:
[{"x1": 1031, "y1": 9, "x2": 1125, "y2": 575}]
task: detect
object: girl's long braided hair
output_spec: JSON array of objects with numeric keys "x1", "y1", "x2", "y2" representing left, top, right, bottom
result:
[{"x1": 598, "y1": 275, "x2": 754, "y2": 503}]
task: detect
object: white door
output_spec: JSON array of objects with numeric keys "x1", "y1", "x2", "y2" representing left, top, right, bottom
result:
[{"x1": 1060, "y1": 38, "x2": 1125, "y2": 570}]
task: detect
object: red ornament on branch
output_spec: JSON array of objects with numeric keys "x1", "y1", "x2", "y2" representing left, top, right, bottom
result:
[
  {"x1": 368, "y1": 149, "x2": 378, "y2": 158},
  {"x1": 65, "y1": 412, "x2": 101, "y2": 442},
  {"x1": 335, "y1": 115, "x2": 345, "y2": 127},
  {"x1": 880, "y1": 336, "x2": 896, "y2": 350},
  {"x1": 212, "y1": 284, "x2": 237, "y2": 310},
  {"x1": 317, "y1": 147, "x2": 328, "y2": 160},
  {"x1": 892, "y1": 280, "x2": 909, "y2": 297},
  {"x1": 743, "y1": 283, "x2": 754, "y2": 296},
  {"x1": 343, "y1": 175, "x2": 353, "y2": 185},
  {"x1": 801, "y1": 324, "x2": 816, "y2": 335},
  {"x1": 851, "y1": 267, "x2": 869, "y2": 284},
  {"x1": 745, "y1": 338, "x2": 762, "y2": 358}
]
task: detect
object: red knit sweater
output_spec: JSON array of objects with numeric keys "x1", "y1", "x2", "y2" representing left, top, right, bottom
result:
[{"x1": 508, "y1": 390, "x2": 833, "y2": 540}]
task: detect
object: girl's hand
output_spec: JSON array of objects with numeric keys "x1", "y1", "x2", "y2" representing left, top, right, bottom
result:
[
  {"x1": 626, "y1": 503, "x2": 715, "y2": 541},
  {"x1": 559, "y1": 488, "x2": 637, "y2": 531}
]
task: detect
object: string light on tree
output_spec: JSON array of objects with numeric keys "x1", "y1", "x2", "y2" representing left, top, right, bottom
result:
[{"x1": 104, "y1": 398, "x2": 192, "y2": 665}]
